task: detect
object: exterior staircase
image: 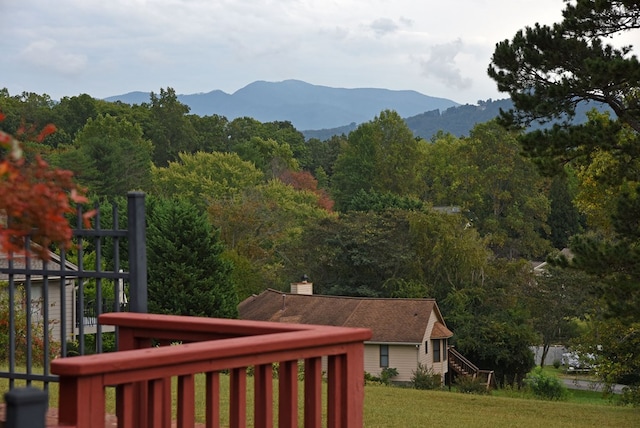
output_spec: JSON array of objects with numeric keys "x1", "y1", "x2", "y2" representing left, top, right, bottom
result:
[{"x1": 448, "y1": 346, "x2": 495, "y2": 390}]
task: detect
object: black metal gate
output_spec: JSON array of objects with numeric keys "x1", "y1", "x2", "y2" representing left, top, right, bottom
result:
[{"x1": 0, "y1": 192, "x2": 147, "y2": 392}]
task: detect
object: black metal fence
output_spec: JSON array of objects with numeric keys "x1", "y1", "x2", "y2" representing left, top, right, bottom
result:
[{"x1": 0, "y1": 192, "x2": 147, "y2": 393}]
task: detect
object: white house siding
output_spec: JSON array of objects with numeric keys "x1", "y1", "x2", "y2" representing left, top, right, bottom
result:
[
  {"x1": 363, "y1": 344, "x2": 379, "y2": 377},
  {"x1": 429, "y1": 341, "x2": 449, "y2": 377},
  {"x1": 30, "y1": 279, "x2": 74, "y2": 350},
  {"x1": 389, "y1": 345, "x2": 420, "y2": 383},
  {"x1": 418, "y1": 311, "x2": 449, "y2": 381},
  {"x1": 364, "y1": 343, "x2": 420, "y2": 383},
  {"x1": 62, "y1": 280, "x2": 74, "y2": 340}
]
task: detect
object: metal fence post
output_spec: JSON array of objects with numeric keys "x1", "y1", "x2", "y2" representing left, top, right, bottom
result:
[
  {"x1": 4, "y1": 387, "x2": 48, "y2": 428},
  {"x1": 127, "y1": 192, "x2": 147, "y2": 313}
]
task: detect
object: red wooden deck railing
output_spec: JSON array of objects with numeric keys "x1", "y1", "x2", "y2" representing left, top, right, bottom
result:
[{"x1": 50, "y1": 313, "x2": 372, "y2": 428}]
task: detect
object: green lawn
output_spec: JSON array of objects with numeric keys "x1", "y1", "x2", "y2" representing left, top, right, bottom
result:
[
  {"x1": 365, "y1": 384, "x2": 637, "y2": 427},
  {"x1": 2, "y1": 372, "x2": 638, "y2": 427}
]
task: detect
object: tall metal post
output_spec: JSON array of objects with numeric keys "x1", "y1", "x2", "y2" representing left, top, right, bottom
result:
[{"x1": 127, "y1": 192, "x2": 147, "y2": 313}]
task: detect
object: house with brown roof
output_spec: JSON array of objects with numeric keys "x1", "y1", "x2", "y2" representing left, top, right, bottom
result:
[{"x1": 238, "y1": 282, "x2": 454, "y2": 383}]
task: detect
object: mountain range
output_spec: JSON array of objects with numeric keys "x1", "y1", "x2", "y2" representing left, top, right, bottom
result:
[
  {"x1": 105, "y1": 79, "x2": 460, "y2": 131},
  {"x1": 105, "y1": 80, "x2": 611, "y2": 140}
]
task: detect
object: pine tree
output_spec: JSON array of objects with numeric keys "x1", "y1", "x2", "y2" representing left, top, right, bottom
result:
[{"x1": 146, "y1": 196, "x2": 237, "y2": 318}]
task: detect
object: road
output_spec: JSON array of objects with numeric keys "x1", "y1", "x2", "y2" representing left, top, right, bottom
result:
[{"x1": 562, "y1": 378, "x2": 626, "y2": 394}]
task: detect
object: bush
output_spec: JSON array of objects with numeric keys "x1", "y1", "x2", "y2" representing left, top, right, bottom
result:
[
  {"x1": 66, "y1": 332, "x2": 116, "y2": 356},
  {"x1": 0, "y1": 285, "x2": 60, "y2": 364},
  {"x1": 525, "y1": 367, "x2": 569, "y2": 401},
  {"x1": 617, "y1": 385, "x2": 640, "y2": 407},
  {"x1": 553, "y1": 359, "x2": 561, "y2": 369},
  {"x1": 364, "y1": 369, "x2": 399, "y2": 386},
  {"x1": 364, "y1": 371, "x2": 382, "y2": 385},
  {"x1": 411, "y1": 363, "x2": 442, "y2": 390},
  {"x1": 455, "y1": 375, "x2": 491, "y2": 395},
  {"x1": 380, "y1": 367, "x2": 399, "y2": 385}
]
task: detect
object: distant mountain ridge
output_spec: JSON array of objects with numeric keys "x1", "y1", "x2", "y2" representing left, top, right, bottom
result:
[
  {"x1": 104, "y1": 79, "x2": 460, "y2": 130},
  {"x1": 302, "y1": 99, "x2": 515, "y2": 141},
  {"x1": 105, "y1": 80, "x2": 611, "y2": 141}
]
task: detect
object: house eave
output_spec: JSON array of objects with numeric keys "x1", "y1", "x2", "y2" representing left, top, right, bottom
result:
[{"x1": 365, "y1": 341, "x2": 421, "y2": 346}]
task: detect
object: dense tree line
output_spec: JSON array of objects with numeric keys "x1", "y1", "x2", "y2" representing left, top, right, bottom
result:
[{"x1": 0, "y1": 86, "x2": 582, "y2": 386}]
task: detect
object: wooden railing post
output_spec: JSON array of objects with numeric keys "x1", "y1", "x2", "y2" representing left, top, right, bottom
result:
[
  {"x1": 205, "y1": 371, "x2": 221, "y2": 428},
  {"x1": 254, "y1": 364, "x2": 273, "y2": 428},
  {"x1": 177, "y1": 374, "x2": 196, "y2": 428},
  {"x1": 229, "y1": 368, "x2": 247, "y2": 428},
  {"x1": 116, "y1": 323, "x2": 153, "y2": 428},
  {"x1": 278, "y1": 360, "x2": 298, "y2": 428},
  {"x1": 327, "y1": 354, "x2": 344, "y2": 428},
  {"x1": 57, "y1": 375, "x2": 106, "y2": 428},
  {"x1": 343, "y1": 343, "x2": 365, "y2": 427},
  {"x1": 304, "y1": 357, "x2": 323, "y2": 428},
  {"x1": 327, "y1": 344, "x2": 365, "y2": 427}
]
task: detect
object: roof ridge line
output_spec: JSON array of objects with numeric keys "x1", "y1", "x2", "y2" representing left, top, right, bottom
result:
[
  {"x1": 265, "y1": 288, "x2": 436, "y2": 301},
  {"x1": 341, "y1": 299, "x2": 364, "y2": 327}
]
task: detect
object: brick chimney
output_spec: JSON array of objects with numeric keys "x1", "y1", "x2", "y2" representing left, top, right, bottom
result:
[{"x1": 290, "y1": 274, "x2": 313, "y2": 295}]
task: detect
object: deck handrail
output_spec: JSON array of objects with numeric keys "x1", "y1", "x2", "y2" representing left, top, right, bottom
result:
[
  {"x1": 448, "y1": 346, "x2": 479, "y2": 377},
  {"x1": 50, "y1": 313, "x2": 372, "y2": 428}
]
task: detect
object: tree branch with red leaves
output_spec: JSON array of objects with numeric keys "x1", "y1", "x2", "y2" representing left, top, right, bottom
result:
[{"x1": 0, "y1": 113, "x2": 91, "y2": 260}]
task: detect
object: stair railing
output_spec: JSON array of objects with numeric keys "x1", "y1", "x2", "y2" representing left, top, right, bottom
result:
[{"x1": 448, "y1": 346, "x2": 479, "y2": 377}]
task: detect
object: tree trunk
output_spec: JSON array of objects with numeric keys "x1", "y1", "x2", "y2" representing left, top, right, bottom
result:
[{"x1": 540, "y1": 342, "x2": 550, "y2": 368}]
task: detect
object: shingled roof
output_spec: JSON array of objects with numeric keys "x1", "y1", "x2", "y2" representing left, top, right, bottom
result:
[
  {"x1": 238, "y1": 288, "x2": 453, "y2": 343},
  {"x1": 0, "y1": 251, "x2": 78, "y2": 281}
]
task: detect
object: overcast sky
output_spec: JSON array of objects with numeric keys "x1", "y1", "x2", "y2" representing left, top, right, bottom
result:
[{"x1": 1, "y1": 0, "x2": 568, "y2": 105}]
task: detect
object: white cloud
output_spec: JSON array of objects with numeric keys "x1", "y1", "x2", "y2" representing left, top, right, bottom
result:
[
  {"x1": 19, "y1": 39, "x2": 87, "y2": 75},
  {"x1": 370, "y1": 18, "x2": 399, "y2": 37},
  {"x1": 419, "y1": 39, "x2": 473, "y2": 91},
  {"x1": 135, "y1": 52, "x2": 174, "y2": 71}
]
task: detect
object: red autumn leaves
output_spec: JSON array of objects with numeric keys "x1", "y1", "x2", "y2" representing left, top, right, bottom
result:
[{"x1": 0, "y1": 113, "x2": 91, "y2": 260}]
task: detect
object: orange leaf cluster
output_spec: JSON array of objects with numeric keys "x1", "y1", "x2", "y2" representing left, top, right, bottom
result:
[
  {"x1": 278, "y1": 170, "x2": 334, "y2": 212},
  {"x1": 0, "y1": 117, "x2": 90, "y2": 260}
]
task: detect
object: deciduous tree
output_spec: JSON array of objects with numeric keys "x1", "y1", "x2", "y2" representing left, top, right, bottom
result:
[
  {"x1": 146, "y1": 87, "x2": 198, "y2": 166},
  {"x1": 444, "y1": 259, "x2": 537, "y2": 387},
  {"x1": 52, "y1": 114, "x2": 153, "y2": 198},
  {"x1": 424, "y1": 122, "x2": 552, "y2": 259},
  {"x1": 331, "y1": 110, "x2": 427, "y2": 211},
  {"x1": 150, "y1": 151, "x2": 264, "y2": 209},
  {"x1": 209, "y1": 180, "x2": 334, "y2": 298}
]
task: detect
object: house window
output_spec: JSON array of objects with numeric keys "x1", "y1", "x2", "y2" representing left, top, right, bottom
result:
[
  {"x1": 380, "y1": 344, "x2": 389, "y2": 368},
  {"x1": 432, "y1": 339, "x2": 441, "y2": 363},
  {"x1": 443, "y1": 339, "x2": 448, "y2": 361},
  {"x1": 424, "y1": 341, "x2": 428, "y2": 354}
]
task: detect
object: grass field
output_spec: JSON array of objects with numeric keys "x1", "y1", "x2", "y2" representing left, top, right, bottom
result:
[
  {"x1": 364, "y1": 384, "x2": 637, "y2": 428},
  {"x1": 3, "y1": 371, "x2": 637, "y2": 427}
]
